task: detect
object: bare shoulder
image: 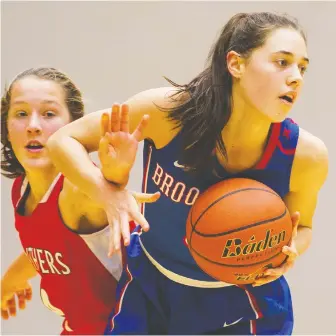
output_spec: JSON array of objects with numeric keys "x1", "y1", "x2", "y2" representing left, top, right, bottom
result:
[
  {"x1": 291, "y1": 127, "x2": 329, "y2": 192},
  {"x1": 127, "y1": 86, "x2": 186, "y2": 107}
]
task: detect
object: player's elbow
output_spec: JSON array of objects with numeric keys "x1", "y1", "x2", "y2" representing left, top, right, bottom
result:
[{"x1": 47, "y1": 130, "x2": 66, "y2": 157}]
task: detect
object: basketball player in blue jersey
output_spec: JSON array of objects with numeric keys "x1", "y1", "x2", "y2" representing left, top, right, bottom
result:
[{"x1": 47, "y1": 12, "x2": 328, "y2": 335}]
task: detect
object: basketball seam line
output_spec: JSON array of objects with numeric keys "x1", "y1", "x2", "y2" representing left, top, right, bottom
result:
[
  {"x1": 193, "y1": 208, "x2": 287, "y2": 237},
  {"x1": 189, "y1": 187, "x2": 281, "y2": 249},
  {"x1": 190, "y1": 187, "x2": 280, "y2": 231}
]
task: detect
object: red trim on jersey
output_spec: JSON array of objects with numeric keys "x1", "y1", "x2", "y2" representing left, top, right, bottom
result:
[
  {"x1": 247, "y1": 289, "x2": 263, "y2": 319},
  {"x1": 255, "y1": 123, "x2": 281, "y2": 170},
  {"x1": 109, "y1": 265, "x2": 133, "y2": 332},
  {"x1": 288, "y1": 118, "x2": 297, "y2": 125},
  {"x1": 239, "y1": 285, "x2": 263, "y2": 321},
  {"x1": 129, "y1": 220, "x2": 136, "y2": 232},
  {"x1": 276, "y1": 140, "x2": 296, "y2": 155},
  {"x1": 250, "y1": 319, "x2": 257, "y2": 335}
]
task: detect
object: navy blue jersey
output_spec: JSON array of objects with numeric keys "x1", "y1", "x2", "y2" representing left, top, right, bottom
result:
[{"x1": 139, "y1": 118, "x2": 299, "y2": 283}]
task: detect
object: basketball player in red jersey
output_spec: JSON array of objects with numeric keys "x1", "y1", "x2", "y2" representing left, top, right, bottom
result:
[
  {"x1": 47, "y1": 12, "x2": 329, "y2": 335},
  {"x1": 1, "y1": 67, "x2": 159, "y2": 335}
]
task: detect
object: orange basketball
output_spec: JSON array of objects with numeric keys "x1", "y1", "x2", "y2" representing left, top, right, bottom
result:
[{"x1": 185, "y1": 178, "x2": 293, "y2": 285}]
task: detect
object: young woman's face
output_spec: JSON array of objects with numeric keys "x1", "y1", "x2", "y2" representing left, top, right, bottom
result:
[
  {"x1": 238, "y1": 28, "x2": 309, "y2": 122},
  {"x1": 7, "y1": 76, "x2": 71, "y2": 173}
]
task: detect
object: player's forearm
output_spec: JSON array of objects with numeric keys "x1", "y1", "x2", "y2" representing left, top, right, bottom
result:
[
  {"x1": 295, "y1": 226, "x2": 312, "y2": 256},
  {"x1": 47, "y1": 133, "x2": 118, "y2": 202},
  {"x1": 2, "y1": 253, "x2": 37, "y2": 286}
]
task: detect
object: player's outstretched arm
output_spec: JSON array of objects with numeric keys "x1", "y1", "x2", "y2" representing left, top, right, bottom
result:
[{"x1": 46, "y1": 87, "x2": 176, "y2": 255}]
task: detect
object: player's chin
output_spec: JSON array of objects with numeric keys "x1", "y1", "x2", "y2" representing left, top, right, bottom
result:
[
  {"x1": 267, "y1": 111, "x2": 290, "y2": 123},
  {"x1": 261, "y1": 102, "x2": 294, "y2": 123},
  {"x1": 23, "y1": 157, "x2": 54, "y2": 171}
]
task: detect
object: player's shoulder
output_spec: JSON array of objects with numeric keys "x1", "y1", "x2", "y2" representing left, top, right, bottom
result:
[
  {"x1": 296, "y1": 127, "x2": 328, "y2": 168},
  {"x1": 128, "y1": 86, "x2": 187, "y2": 107},
  {"x1": 127, "y1": 86, "x2": 185, "y2": 148},
  {"x1": 291, "y1": 127, "x2": 329, "y2": 191}
]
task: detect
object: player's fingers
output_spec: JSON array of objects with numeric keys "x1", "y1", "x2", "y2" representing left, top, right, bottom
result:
[
  {"x1": 1, "y1": 308, "x2": 9, "y2": 320},
  {"x1": 129, "y1": 209, "x2": 150, "y2": 232},
  {"x1": 131, "y1": 191, "x2": 161, "y2": 204},
  {"x1": 17, "y1": 291, "x2": 26, "y2": 310},
  {"x1": 132, "y1": 115, "x2": 149, "y2": 142},
  {"x1": 120, "y1": 104, "x2": 130, "y2": 133},
  {"x1": 25, "y1": 286, "x2": 33, "y2": 301},
  {"x1": 7, "y1": 297, "x2": 16, "y2": 317},
  {"x1": 106, "y1": 212, "x2": 117, "y2": 257},
  {"x1": 107, "y1": 212, "x2": 122, "y2": 257},
  {"x1": 101, "y1": 112, "x2": 111, "y2": 136},
  {"x1": 291, "y1": 211, "x2": 300, "y2": 238},
  {"x1": 98, "y1": 134, "x2": 110, "y2": 157},
  {"x1": 112, "y1": 216, "x2": 122, "y2": 253},
  {"x1": 111, "y1": 104, "x2": 121, "y2": 133},
  {"x1": 265, "y1": 258, "x2": 294, "y2": 277},
  {"x1": 282, "y1": 246, "x2": 298, "y2": 260},
  {"x1": 265, "y1": 266, "x2": 284, "y2": 277},
  {"x1": 120, "y1": 212, "x2": 131, "y2": 247},
  {"x1": 252, "y1": 275, "x2": 280, "y2": 287}
]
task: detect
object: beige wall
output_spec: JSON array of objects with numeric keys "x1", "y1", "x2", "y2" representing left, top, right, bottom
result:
[{"x1": 1, "y1": 1, "x2": 335, "y2": 335}]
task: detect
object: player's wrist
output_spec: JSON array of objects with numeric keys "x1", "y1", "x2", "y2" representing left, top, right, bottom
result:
[{"x1": 101, "y1": 166, "x2": 130, "y2": 188}]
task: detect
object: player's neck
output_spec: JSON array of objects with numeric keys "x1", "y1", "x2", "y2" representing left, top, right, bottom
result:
[
  {"x1": 25, "y1": 167, "x2": 59, "y2": 203},
  {"x1": 217, "y1": 90, "x2": 272, "y2": 172},
  {"x1": 222, "y1": 90, "x2": 271, "y2": 153}
]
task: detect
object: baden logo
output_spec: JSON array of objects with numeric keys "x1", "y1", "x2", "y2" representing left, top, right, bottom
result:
[{"x1": 221, "y1": 229, "x2": 286, "y2": 258}]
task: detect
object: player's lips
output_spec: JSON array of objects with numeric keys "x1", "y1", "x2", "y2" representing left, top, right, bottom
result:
[
  {"x1": 25, "y1": 140, "x2": 44, "y2": 153},
  {"x1": 279, "y1": 91, "x2": 297, "y2": 105}
]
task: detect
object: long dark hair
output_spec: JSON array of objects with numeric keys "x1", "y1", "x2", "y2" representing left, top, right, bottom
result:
[
  {"x1": 1, "y1": 67, "x2": 84, "y2": 178},
  {"x1": 162, "y1": 12, "x2": 306, "y2": 174}
]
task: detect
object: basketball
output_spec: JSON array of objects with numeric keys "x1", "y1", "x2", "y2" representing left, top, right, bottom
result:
[{"x1": 185, "y1": 178, "x2": 293, "y2": 285}]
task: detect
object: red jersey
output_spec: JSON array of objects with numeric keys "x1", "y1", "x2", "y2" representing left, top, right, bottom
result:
[{"x1": 11, "y1": 174, "x2": 127, "y2": 335}]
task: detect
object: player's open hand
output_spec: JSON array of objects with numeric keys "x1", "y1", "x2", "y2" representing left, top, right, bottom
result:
[
  {"x1": 102, "y1": 187, "x2": 160, "y2": 257},
  {"x1": 1, "y1": 281, "x2": 32, "y2": 320},
  {"x1": 98, "y1": 103, "x2": 149, "y2": 185},
  {"x1": 252, "y1": 212, "x2": 300, "y2": 287}
]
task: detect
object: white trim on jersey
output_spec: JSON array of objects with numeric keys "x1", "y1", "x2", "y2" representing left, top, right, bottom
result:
[
  {"x1": 138, "y1": 233, "x2": 233, "y2": 288},
  {"x1": 18, "y1": 173, "x2": 62, "y2": 206},
  {"x1": 80, "y1": 226, "x2": 123, "y2": 281}
]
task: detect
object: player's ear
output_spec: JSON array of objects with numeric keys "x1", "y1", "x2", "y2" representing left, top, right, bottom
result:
[{"x1": 226, "y1": 51, "x2": 245, "y2": 79}]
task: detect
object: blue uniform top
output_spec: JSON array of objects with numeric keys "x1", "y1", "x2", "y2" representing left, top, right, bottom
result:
[{"x1": 139, "y1": 118, "x2": 299, "y2": 283}]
